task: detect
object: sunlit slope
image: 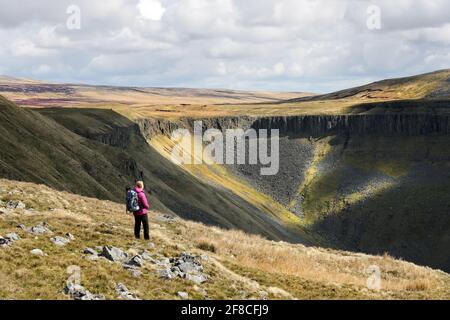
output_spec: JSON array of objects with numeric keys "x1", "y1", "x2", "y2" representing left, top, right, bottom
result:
[
  {"x1": 1, "y1": 70, "x2": 449, "y2": 119},
  {"x1": 288, "y1": 69, "x2": 450, "y2": 102},
  {"x1": 148, "y1": 134, "x2": 316, "y2": 244},
  {"x1": 35, "y1": 106, "x2": 314, "y2": 244},
  {"x1": 1, "y1": 179, "x2": 449, "y2": 300}
]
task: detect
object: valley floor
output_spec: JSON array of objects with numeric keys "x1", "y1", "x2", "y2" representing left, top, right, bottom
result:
[{"x1": 0, "y1": 179, "x2": 449, "y2": 300}]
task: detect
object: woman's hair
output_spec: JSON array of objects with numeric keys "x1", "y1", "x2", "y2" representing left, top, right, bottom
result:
[{"x1": 136, "y1": 181, "x2": 144, "y2": 189}]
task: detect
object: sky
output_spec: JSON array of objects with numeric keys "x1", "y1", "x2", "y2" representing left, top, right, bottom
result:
[{"x1": 0, "y1": 0, "x2": 449, "y2": 93}]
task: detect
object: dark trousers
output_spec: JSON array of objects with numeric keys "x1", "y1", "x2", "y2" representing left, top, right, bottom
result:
[{"x1": 134, "y1": 214, "x2": 150, "y2": 240}]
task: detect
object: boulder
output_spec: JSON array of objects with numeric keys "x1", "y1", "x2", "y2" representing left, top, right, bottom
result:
[
  {"x1": 128, "y1": 269, "x2": 142, "y2": 278},
  {"x1": 5, "y1": 233, "x2": 20, "y2": 242},
  {"x1": 28, "y1": 224, "x2": 52, "y2": 235},
  {"x1": 51, "y1": 236, "x2": 71, "y2": 246},
  {"x1": 30, "y1": 249, "x2": 45, "y2": 256},
  {"x1": 116, "y1": 283, "x2": 140, "y2": 300},
  {"x1": 66, "y1": 233, "x2": 75, "y2": 241},
  {"x1": 124, "y1": 255, "x2": 143, "y2": 268},
  {"x1": 158, "y1": 268, "x2": 175, "y2": 279},
  {"x1": 185, "y1": 273, "x2": 208, "y2": 284},
  {"x1": 140, "y1": 250, "x2": 153, "y2": 261},
  {"x1": 100, "y1": 246, "x2": 128, "y2": 262},
  {"x1": 5, "y1": 200, "x2": 26, "y2": 210},
  {"x1": 83, "y1": 248, "x2": 97, "y2": 255},
  {"x1": 178, "y1": 292, "x2": 189, "y2": 300},
  {"x1": 0, "y1": 233, "x2": 20, "y2": 247},
  {"x1": 0, "y1": 237, "x2": 9, "y2": 246},
  {"x1": 64, "y1": 282, "x2": 105, "y2": 301},
  {"x1": 158, "y1": 252, "x2": 208, "y2": 284}
]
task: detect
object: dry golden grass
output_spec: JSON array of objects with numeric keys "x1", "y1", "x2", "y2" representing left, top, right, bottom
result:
[
  {"x1": 1, "y1": 178, "x2": 449, "y2": 300},
  {"x1": 2, "y1": 70, "x2": 449, "y2": 121}
]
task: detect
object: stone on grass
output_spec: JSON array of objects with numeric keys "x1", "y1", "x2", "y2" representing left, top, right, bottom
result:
[
  {"x1": 124, "y1": 255, "x2": 143, "y2": 268},
  {"x1": 30, "y1": 249, "x2": 45, "y2": 256},
  {"x1": 83, "y1": 248, "x2": 97, "y2": 255},
  {"x1": 100, "y1": 246, "x2": 128, "y2": 262},
  {"x1": 129, "y1": 269, "x2": 142, "y2": 278},
  {"x1": 158, "y1": 268, "x2": 175, "y2": 279},
  {"x1": 5, "y1": 233, "x2": 20, "y2": 242},
  {"x1": 66, "y1": 233, "x2": 75, "y2": 241},
  {"x1": 157, "y1": 252, "x2": 209, "y2": 284},
  {"x1": 64, "y1": 282, "x2": 105, "y2": 301},
  {"x1": 0, "y1": 237, "x2": 9, "y2": 246},
  {"x1": 0, "y1": 233, "x2": 20, "y2": 247},
  {"x1": 116, "y1": 283, "x2": 140, "y2": 300},
  {"x1": 185, "y1": 273, "x2": 208, "y2": 284},
  {"x1": 5, "y1": 200, "x2": 26, "y2": 210},
  {"x1": 51, "y1": 236, "x2": 71, "y2": 246},
  {"x1": 178, "y1": 292, "x2": 189, "y2": 300},
  {"x1": 28, "y1": 224, "x2": 52, "y2": 235}
]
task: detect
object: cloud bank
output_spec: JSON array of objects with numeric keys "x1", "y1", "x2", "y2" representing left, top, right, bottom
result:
[{"x1": 0, "y1": 0, "x2": 449, "y2": 93}]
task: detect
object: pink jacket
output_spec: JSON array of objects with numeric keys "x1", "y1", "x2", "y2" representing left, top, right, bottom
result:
[{"x1": 134, "y1": 187, "x2": 149, "y2": 216}]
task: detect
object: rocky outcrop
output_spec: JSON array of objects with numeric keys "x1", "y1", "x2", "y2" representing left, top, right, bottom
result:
[
  {"x1": 64, "y1": 282, "x2": 105, "y2": 300},
  {"x1": 250, "y1": 114, "x2": 450, "y2": 137},
  {"x1": 137, "y1": 113, "x2": 450, "y2": 139},
  {"x1": 157, "y1": 252, "x2": 208, "y2": 284}
]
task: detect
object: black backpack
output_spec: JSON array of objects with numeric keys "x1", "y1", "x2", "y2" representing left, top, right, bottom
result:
[{"x1": 126, "y1": 188, "x2": 140, "y2": 212}]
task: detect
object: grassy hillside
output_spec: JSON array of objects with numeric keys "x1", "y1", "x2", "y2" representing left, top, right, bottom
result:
[
  {"x1": 1, "y1": 70, "x2": 449, "y2": 275},
  {"x1": 0, "y1": 96, "x2": 314, "y2": 244},
  {"x1": 1, "y1": 70, "x2": 448, "y2": 120},
  {"x1": 1, "y1": 179, "x2": 449, "y2": 300}
]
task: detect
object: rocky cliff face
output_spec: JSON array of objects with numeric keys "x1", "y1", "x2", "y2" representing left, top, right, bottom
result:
[{"x1": 137, "y1": 114, "x2": 450, "y2": 139}]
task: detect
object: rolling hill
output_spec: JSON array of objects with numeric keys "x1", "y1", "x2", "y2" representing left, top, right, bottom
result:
[
  {"x1": 0, "y1": 70, "x2": 449, "y2": 274},
  {"x1": 1, "y1": 179, "x2": 449, "y2": 300}
]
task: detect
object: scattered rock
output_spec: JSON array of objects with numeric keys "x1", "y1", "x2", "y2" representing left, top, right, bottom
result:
[
  {"x1": 116, "y1": 283, "x2": 140, "y2": 300},
  {"x1": 3, "y1": 200, "x2": 26, "y2": 210},
  {"x1": 100, "y1": 246, "x2": 128, "y2": 262},
  {"x1": 5, "y1": 233, "x2": 20, "y2": 242},
  {"x1": 0, "y1": 237, "x2": 9, "y2": 247},
  {"x1": 124, "y1": 255, "x2": 143, "y2": 268},
  {"x1": 0, "y1": 233, "x2": 20, "y2": 247},
  {"x1": 140, "y1": 250, "x2": 153, "y2": 261},
  {"x1": 66, "y1": 233, "x2": 75, "y2": 241},
  {"x1": 258, "y1": 291, "x2": 269, "y2": 300},
  {"x1": 158, "y1": 268, "x2": 175, "y2": 279},
  {"x1": 178, "y1": 292, "x2": 189, "y2": 300},
  {"x1": 158, "y1": 252, "x2": 208, "y2": 284},
  {"x1": 30, "y1": 249, "x2": 45, "y2": 256},
  {"x1": 28, "y1": 224, "x2": 52, "y2": 235},
  {"x1": 87, "y1": 255, "x2": 100, "y2": 261},
  {"x1": 128, "y1": 269, "x2": 142, "y2": 278},
  {"x1": 51, "y1": 236, "x2": 71, "y2": 246},
  {"x1": 185, "y1": 273, "x2": 208, "y2": 284},
  {"x1": 83, "y1": 248, "x2": 97, "y2": 255},
  {"x1": 16, "y1": 224, "x2": 26, "y2": 230},
  {"x1": 64, "y1": 282, "x2": 105, "y2": 301}
]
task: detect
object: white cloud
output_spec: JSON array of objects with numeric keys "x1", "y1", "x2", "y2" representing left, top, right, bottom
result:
[
  {"x1": 137, "y1": 0, "x2": 166, "y2": 21},
  {"x1": 0, "y1": 0, "x2": 448, "y2": 92}
]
